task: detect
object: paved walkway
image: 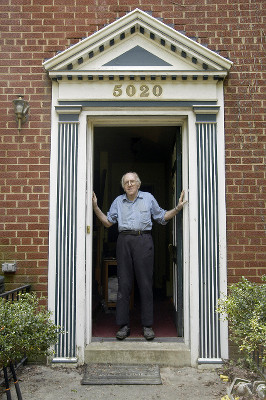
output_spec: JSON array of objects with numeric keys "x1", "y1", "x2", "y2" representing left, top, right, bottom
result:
[{"x1": 1, "y1": 364, "x2": 227, "y2": 400}]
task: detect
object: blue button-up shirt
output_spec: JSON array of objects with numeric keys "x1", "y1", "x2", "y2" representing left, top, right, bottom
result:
[{"x1": 107, "y1": 191, "x2": 167, "y2": 232}]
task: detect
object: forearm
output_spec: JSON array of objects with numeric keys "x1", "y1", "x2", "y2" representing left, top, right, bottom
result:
[
  {"x1": 164, "y1": 190, "x2": 187, "y2": 221},
  {"x1": 93, "y1": 205, "x2": 113, "y2": 228},
  {"x1": 164, "y1": 205, "x2": 182, "y2": 221}
]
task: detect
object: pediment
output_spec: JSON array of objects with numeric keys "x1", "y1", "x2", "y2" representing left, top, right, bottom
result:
[
  {"x1": 103, "y1": 46, "x2": 172, "y2": 67},
  {"x1": 43, "y1": 8, "x2": 232, "y2": 80}
]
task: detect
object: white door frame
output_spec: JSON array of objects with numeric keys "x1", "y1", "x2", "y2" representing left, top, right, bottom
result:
[
  {"x1": 84, "y1": 111, "x2": 191, "y2": 362},
  {"x1": 48, "y1": 101, "x2": 228, "y2": 366}
]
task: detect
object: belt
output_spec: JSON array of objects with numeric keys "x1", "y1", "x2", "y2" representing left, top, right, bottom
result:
[{"x1": 120, "y1": 230, "x2": 151, "y2": 235}]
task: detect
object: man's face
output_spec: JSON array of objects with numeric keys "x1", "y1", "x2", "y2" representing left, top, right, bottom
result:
[{"x1": 123, "y1": 173, "x2": 140, "y2": 199}]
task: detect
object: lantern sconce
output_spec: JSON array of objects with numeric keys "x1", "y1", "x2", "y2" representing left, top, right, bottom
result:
[{"x1": 13, "y1": 95, "x2": 30, "y2": 131}]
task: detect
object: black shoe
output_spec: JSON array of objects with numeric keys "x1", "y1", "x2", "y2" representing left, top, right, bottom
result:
[
  {"x1": 143, "y1": 326, "x2": 155, "y2": 340},
  {"x1": 116, "y1": 325, "x2": 130, "y2": 340}
]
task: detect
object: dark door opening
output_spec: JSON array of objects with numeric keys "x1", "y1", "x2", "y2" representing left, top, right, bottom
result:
[{"x1": 92, "y1": 125, "x2": 183, "y2": 339}]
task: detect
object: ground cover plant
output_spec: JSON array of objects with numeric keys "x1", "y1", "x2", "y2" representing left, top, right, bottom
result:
[
  {"x1": 0, "y1": 292, "x2": 61, "y2": 398},
  {"x1": 217, "y1": 275, "x2": 266, "y2": 369}
]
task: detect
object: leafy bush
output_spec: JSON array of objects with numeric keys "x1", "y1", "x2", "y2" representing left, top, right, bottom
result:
[
  {"x1": 217, "y1": 276, "x2": 266, "y2": 367},
  {"x1": 0, "y1": 293, "x2": 61, "y2": 368}
]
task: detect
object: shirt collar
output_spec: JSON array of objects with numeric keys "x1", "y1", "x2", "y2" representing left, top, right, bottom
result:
[{"x1": 122, "y1": 190, "x2": 143, "y2": 202}]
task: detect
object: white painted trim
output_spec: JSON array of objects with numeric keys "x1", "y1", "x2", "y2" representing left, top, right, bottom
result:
[
  {"x1": 85, "y1": 121, "x2": 94, "y2": 345},
  {"x1": 75, "y1": 111, "x2": 87, "y2": 364},
  {"x1": 198, "y1": 358, "x2": 223, "y2": 364},
  {"x1": 48, "y1": 82, "x2": 59, "y2": 318},
  {"x1": 187, "y1": 110, "x2": 200, "y2": 366},
  {"x1": 47, "y1": 76, "x2": 229, "y2": 370},
  {"x1": 182, "y1": 118, "x2": 190, "y2": 350},
  {"x1": 84, "y1": 114, "x2": 190, "y2": 348},
  {"x1": 43, "y1": 9, "x2": 232, "y2": 72},
  {"x1": 48, "y1": 104, "x2": 227, "y2": 365},
  {"x1": 216, "y1": 81, "x2": 228, "y2": 360},
  {"x1": 52, "y1": 358, "x2": 78, "y2": 364},
  {"x1": 45, "y1": 8, "x2": 230, "y2": 364}
]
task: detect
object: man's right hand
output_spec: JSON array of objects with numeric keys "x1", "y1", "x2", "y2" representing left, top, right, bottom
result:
[
  {"x1": 92, "y1": 192, "x2": 113, "y2": 228},
  {"x1": 92, "y1": 192, "x2": 98, "y2": 208}
]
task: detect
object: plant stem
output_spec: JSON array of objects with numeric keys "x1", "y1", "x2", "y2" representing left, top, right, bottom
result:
[
  {"x1": 3, "y1": 366, "x2": 12, "y2": 400},
  {"x1": 10, "y1": 363, "x2": 23, "y2": 400}
]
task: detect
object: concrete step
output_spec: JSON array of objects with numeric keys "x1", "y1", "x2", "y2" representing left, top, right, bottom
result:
[{"x1": 85, "y1": 339, "x2": 191, "y2": 367}]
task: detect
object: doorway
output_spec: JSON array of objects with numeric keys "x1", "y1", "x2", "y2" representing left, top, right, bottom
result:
[{"x1": 91, "y1": 125, "x2": 183, "y2": 339}]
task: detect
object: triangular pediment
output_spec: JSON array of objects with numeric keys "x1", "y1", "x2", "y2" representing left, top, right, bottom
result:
[
  {"x1": 43, "y1": 9, "x2": 232, "y2": 79},
  {"x1": 103, "y1": 45, "x2": 172, "y2": 67}
]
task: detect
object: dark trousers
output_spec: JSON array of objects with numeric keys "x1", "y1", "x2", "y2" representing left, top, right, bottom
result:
[{"x1": 116, "y1": 233, "x2": 154, "y2": 327}]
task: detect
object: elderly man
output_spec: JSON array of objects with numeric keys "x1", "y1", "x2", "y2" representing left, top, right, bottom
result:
[{"x1": 92, "y1": 172, "x2": 186, "y2": 340}]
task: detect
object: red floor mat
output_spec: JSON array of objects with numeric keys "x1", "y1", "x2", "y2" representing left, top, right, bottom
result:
[{"x1": 92, "y1": 299, "x2": 178, "y2": 338}]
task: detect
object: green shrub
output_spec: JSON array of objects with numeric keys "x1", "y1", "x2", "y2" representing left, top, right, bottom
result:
[
  {"x1": 0, "y1": 293, "x2": 61, "y2": 368},
  {"x1": 217, "y1": 276, "x2": 266, "y2": 367}
]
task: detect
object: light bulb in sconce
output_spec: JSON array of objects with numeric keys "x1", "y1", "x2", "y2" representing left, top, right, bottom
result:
[{"x1": 13, "y1": 95, "x2": 30, "y2": 131}]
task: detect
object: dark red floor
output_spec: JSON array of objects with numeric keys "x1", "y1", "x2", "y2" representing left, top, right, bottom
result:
[{"x1": 92, "y1": 297, "x2": 178, "y2": 338}]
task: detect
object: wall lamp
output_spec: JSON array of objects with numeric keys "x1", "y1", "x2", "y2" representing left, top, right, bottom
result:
[{"x1": 13, "y1": 95, "x2": 30, "y2": 131}]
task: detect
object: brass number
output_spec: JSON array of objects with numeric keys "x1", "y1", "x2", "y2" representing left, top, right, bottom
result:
[
  {"x1": 113, "y1": 84, "x2": 122, "y2": 97},
  {"x1": 153, "y1": 85, "x2": 163, "y2": 97},
  {"x1": 140, "y1": 85, "x2": 149, "y2": 97},
  {"x1": 112, "y1": 84, "x2": 162, "y2": 98},
  {"x1": 126, "y1": 84, "x2": 136, "y2": 97}
]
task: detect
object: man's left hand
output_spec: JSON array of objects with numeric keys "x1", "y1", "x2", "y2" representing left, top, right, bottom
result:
[{"x1": 176, "y1": 190, "x2": 187, "y2": 212}]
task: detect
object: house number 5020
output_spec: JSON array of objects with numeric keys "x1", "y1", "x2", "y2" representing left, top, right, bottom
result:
[{"x1": 113, "y1": 84, "x2": 163, "y2": 98}]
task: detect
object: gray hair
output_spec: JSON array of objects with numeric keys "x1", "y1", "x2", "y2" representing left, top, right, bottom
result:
[{"x1": 121, "y1": 172, "x2": 141, "y2": 189}]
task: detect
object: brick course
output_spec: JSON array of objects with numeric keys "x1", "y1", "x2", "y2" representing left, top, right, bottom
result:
[{"x1": 0, "y1": 0, "x2": 265, "y2": 296}]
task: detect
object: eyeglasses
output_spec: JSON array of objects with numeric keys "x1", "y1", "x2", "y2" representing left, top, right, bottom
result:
[{"x1": 124, "y1": 180, "x2": 136, "y2": 186}]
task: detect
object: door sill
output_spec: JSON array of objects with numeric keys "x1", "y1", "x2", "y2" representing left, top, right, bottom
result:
[{"x1": 92, "y1": 337, "x2": 184, "y2": 343}]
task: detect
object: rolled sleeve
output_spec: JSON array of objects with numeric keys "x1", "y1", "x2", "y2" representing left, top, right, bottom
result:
[
  {"x1": 150, "y1": 196, "x2": 168, "y2": 225},
  {"x1": 106, "y1": 199, "x2": 118, "y2": 224}
]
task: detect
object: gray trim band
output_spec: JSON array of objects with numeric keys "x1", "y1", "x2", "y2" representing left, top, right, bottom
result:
[
  {"x1": 196, "y1": 114, "x2": 217, "y2": 122},
  {"x1": 58, "y1": 100, "x2": 217, "y2": 107},
  {"x1": 59, "y1": 114, "x2": 80, "y2": 122}
]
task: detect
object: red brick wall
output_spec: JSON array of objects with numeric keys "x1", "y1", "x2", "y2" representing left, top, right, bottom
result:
[
  {"x1": 0, "y1": 0, "x2": 265, "y2": 296},
  {"x1": 221, "y1": 1, "x2": 265, "y2": 284}
]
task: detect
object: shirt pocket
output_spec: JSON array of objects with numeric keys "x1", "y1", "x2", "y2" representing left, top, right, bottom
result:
[{"x1": 139, "y1": 209, "x2": 151, "y2": 224}]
